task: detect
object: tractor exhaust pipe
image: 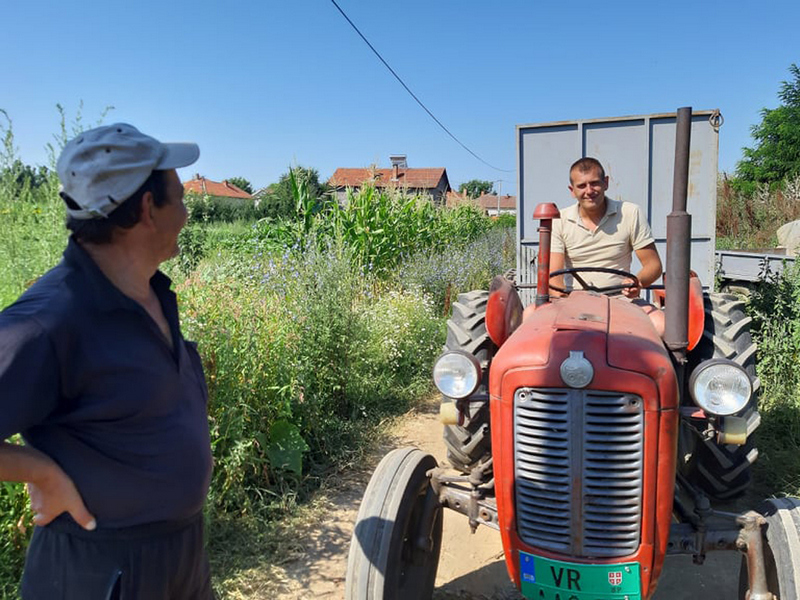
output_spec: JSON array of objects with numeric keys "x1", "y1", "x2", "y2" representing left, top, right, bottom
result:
[
  {"x1": 664, "y1": 107, "x2": 693, "y2": 375},
  {"x1": 533, "y1": 203, "x2": 561, "y2": 307}
]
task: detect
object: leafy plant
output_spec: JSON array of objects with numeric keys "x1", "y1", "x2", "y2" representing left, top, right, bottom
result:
[
  {"x1": 398, "y1": 226, "x2": 515, "y2": 314},
  {"x1": 747, "y1": 263, "x2": 800, "y2": 495},
  {"x1": 184, "y1": 193, "x2": 268, "y2": 224},
  {"x1": 0, "y1": 112, "x2": 66, "y2": 309}
]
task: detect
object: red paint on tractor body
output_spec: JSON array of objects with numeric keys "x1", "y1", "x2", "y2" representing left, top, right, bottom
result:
[
  {"x1": 486, "y1": 276, "x2": 524, "y2": 347},
  {"x1": 489, "y1": 291, "x2": 679, "y2": 599},
  {"x1": 653, "y1": 270, "x2": 705, "y2": 352}
]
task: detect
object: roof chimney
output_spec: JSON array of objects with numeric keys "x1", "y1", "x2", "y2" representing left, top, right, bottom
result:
[
  {"x1": 389, "y1": 154, "x2": 407, "y2": 168},
  {"x1": 390, "y1": 154, "x2": 406, "y2": 182}
]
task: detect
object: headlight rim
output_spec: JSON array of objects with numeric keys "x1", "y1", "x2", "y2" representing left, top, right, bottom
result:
[
  {"x1": 432, "y1": 350, "x2": 482, "y2": 400},
  {"x1": 689, "y1": 358, "x2": 753, "y2": 416}
]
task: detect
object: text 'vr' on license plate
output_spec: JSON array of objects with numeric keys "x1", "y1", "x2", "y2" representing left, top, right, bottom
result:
[{"x1": 519, "y1": 552, "x2": 641, "y2": 600}]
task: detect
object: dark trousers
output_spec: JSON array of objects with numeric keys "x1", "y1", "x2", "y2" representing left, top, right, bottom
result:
[{"x1": 21, "y1": 513, "x2": 213, "y2": 600}]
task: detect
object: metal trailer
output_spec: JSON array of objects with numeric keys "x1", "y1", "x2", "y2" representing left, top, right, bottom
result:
[
  {"x1": 715, "y1": 248, "x2": 796, "y2": 292},
  {"x1": 515, "y1": 110, "x2": 722, "y2": 305}
]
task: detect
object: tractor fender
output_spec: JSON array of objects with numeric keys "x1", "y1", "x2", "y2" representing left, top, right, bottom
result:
[
  {"x1": 652, "y1": 271, "x2": 705, "y2": 351},
  {"x1": 485, "y1": 275, "x2": 523, "y2": 347}
]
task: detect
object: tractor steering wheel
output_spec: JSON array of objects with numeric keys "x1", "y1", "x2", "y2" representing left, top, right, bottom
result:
[{"x1": 548, "y1": 267, "x2": 641, "y2": 295}]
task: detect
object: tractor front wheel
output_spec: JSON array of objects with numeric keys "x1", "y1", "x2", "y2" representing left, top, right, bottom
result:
[
  {"x1": 345, "y1": 448, "x2": 443, "y2": 600},
  {"x1": 686, "y1": 292, "x2": 760, "y2": 500},
  {"x1": 442, "y1": 290, "x2": 496, "y2": 473},
  {"x1": 738, "y1": 497, "x2": 800, "y2": 599}
]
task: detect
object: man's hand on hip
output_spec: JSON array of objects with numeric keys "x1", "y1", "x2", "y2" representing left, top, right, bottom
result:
[
  {"x1": 28, "y1": 462, "x2": 96, "y2": 530},
  {"x1": 0, "y1": 442, "x2": 96, "y2": 530}
]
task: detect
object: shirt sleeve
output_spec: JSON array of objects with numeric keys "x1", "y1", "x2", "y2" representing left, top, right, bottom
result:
[
  {"x1": 628, "y1": 204, "x2": 655, "y2": 250},
  {"x1": 551, "y1": 215, "x2": 566, "y2": 254},
  {"x1": 0, "y1": 316, "x2": 60, "y2": 441}
]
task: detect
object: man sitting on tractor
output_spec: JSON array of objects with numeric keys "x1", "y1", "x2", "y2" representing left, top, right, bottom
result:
[{"x1": 550, "y1": 157, "x2": 666, "y2": 335}]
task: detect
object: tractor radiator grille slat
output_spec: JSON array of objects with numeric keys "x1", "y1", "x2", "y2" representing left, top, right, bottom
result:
[{"x1": 514, "y1": 388, "x2": 644, "y2": 558}]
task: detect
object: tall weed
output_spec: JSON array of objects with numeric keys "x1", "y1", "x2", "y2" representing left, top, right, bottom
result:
[
  {"x1": 717, "y1": 173, "x2": 800, "y2": 249},
  {"x1": 178, "y1": 235, "x2": 443, "y2": 526},
  {"x1": 0, "y1": 113, "x2": 66, "y2": 308},
  {"x1": 718, "y1": 172, "x2": 800, "y2": 494},
  {"x1": 748, "y1": 263, "x2": 800, "y2": 494},
  {"x1": 399, "y1": 226, "x2": 516, "y2": 314}
]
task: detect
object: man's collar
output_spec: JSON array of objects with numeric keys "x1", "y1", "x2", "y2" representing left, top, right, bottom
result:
[
  {"x1": 605, "y1": 198, "x2": 621, "y2": 215},
  {"x1": 63, "y1": 237, "x2": 173, "y2": 312},
  {"x1": 563, "y1": 197, "x2": 620, "y2": 223}
]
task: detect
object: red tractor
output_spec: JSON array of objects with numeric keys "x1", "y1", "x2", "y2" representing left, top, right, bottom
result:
[{"x1": 345, "y1": 108, "x2": 798, "y2": 600}]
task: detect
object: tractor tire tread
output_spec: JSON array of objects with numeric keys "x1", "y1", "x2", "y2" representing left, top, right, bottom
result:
[
  {"x1": 441, "y1": 290, "x2": 496, "y2": 473},
  {"x1": 686, "y1": 292, "x2": 760, "y2": 501}
]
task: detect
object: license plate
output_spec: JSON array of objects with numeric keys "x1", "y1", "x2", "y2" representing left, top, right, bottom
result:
[{"x1": 519, "y1": 552, "x2": 641, "y2": 599}]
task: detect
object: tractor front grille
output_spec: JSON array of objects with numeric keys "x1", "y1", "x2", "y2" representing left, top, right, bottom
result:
[{"x1": 514, "y1": 388, "x2": 644, "y2": 558}]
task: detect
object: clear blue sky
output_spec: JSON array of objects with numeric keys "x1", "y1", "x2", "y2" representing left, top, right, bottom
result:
[{"x1": 2, "y1": 0, "x2": 798, "y2": 195}]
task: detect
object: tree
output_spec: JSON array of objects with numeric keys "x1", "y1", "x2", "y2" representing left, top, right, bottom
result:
[
  {"x1": 736, "y1": 64, "x2": 800, "y2": 185},
  {"x1": 227, "y1": 176, "x2": 253, "y2": 195},
  {"x1": 459, "y1": 179, "x2": 494, "y2": 199}
]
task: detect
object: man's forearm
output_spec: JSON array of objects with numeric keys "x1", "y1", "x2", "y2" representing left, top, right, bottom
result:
[
  {"x1": 0, "y1": 441, "x2": 58, "y2": 485},
  {"x1": 636, "y1": 263, "x2": 662, "y2": 289},
  {"x1": 634, "y1": 245, "x2": 663, "y2": 289},
  {"x1": 0, "y1": 441, "x2": 96, "y2": 529}
]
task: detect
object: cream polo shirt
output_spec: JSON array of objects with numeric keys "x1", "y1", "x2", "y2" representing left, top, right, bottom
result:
[{"x1": 551, "y1": 199, "x2": 654, "y2": 290}]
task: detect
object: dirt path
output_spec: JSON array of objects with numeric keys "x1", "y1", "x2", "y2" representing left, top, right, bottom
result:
[{"x1": 262, "y1": 396, "x2": 741, "y2": 600}]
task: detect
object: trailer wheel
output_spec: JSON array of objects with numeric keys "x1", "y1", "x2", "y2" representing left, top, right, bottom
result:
[
  {"x1": 719, "y1": 280, "x2": 755, "y2": 300},
  {"x1": 345, "y1": 448, "x2": 443, "y2": 600},
  {"x1": 442, "y1": 290, "x2": 496, "y2": 473},
  {"x1": 686, "y1": 292, "x2": 760, "y2": 501},
  {"x1": 738, "y1": 497, "x2": 800, "y2": 599}
]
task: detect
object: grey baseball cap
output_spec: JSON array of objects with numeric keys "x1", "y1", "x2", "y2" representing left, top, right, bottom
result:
[{"x1": 57, "y1": 123, "x2": 199, "y2": 220}]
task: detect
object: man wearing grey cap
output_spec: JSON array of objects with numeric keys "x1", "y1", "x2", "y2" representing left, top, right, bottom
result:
[{"x1": 0, "y1": 124, "x2": 214, "y2": 598}]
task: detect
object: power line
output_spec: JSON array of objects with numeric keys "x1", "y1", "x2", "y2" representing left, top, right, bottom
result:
[{"x1": 329, "y1": 0, "x2": 514, "y2": 173}]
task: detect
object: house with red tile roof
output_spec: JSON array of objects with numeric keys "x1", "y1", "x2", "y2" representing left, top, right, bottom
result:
[
  {"x1": 446, "y1": 190, "x2": 516, "y2": 217},
  {"x1": 183, "y1": 175, "x2": 253, "y2": 201},
  {"x1": 475, "y1": 193, "x2": 516, "y2": 217},
  {"x1": 328, "y1": 155, "x2": 451, "y2": 205},
  {"x1": 445, "y1": 189, "x2": 471, "y2": 208}
]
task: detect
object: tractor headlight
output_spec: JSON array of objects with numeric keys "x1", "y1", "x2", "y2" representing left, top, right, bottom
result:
[
  {"x1": 433, "y1": 351, "x2": 481, "y2": 399},
  {"x1": 689, "y1": 359, "x2": 752, "y2": 416}
]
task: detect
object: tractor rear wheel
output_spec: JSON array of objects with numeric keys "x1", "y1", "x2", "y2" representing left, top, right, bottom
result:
[
  {"x1": 345, "y1": 448, "x2": 443, "y2": 600},
  {"x1": 738, "y1": 497, "x2": 800, "y2": 599},
  {"x1": 686, "y1": 292, "x2": 760, "y2": 501},
  {"x1": 441, "y1": 290, "x2": 496, "y2": 473}
]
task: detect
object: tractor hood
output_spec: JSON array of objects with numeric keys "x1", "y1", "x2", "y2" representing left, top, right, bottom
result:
[{"x1": 492, "y1": 292, "x2": 677, "y2": 410}]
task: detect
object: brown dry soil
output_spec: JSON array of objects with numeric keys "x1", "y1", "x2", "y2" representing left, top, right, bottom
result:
[{"x1": 257, "y1": 396, "x2": 742, "y2": 599}]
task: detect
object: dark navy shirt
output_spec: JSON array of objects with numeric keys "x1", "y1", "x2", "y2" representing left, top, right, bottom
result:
[{"x1": 0, "y1": 238, "x2": 212, "y2": 528}]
